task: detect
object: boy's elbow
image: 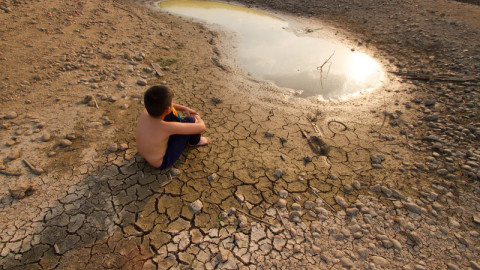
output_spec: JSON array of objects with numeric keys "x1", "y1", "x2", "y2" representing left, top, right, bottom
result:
[{"x1": 200, "y1": 123, "x2": 206, "y2": 132}]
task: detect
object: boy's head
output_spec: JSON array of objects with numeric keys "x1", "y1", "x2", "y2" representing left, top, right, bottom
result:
[{"x1": 144, "y1": 85, "x2": 174, "y2": 117}]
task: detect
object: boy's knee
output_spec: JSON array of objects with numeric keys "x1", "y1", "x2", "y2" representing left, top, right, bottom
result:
[{"x1": 182, "y1": 116, "x2": 196, "y2": 123}]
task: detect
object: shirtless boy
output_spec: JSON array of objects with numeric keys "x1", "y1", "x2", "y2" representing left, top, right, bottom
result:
[{"x1": 136, "y1": 86, "x2": 210, "y2": 169}]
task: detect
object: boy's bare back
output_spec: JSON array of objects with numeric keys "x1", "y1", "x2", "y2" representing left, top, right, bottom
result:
[{"x1": 136, "y1": 110, "x2": 171, "y2": 167}]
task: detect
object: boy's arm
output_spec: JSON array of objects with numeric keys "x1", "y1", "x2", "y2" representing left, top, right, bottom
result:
[
  {"x1": 165, "y1": 114, "x2": 206, "y2": 135},
  {"x1": 173, "y1": 103, "x2": 198, "y2": 116}
]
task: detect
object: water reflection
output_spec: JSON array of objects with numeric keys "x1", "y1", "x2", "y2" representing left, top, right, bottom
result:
[{"x1": 158, "y1": 0, "x2": 383, "y2": 99}]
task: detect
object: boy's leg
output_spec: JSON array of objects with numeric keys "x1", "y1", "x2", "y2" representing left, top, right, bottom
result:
[{"x1": 159, "y1": 116, "x2": 201, "y2": 169}]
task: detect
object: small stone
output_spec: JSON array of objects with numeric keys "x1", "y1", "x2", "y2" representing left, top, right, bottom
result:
[
  {"x1": 265, "y1": 131, "x2": 274, "y2": 138},
  {"x1": 334, "y1": 196, "x2": 348, "y2": 208},
  {"x1": 470, "y1": 261, "x2": 480, "y2": 270},
  {"x1": 207, "y1": 173, "x2": 218, "y2": 181},
  {"x1": 289, "y1": 211, "x2": 302, "y2": 222},
  {"x1": 4, "y1": 111, "x2": 18, "y2": 119},
  {"x1": 304, "y1": 155, "x2": 312, "y2": 163},
  {"x1": 291, "y1": 203, "x2": 302, "y2": 211},
  {"x1": 118, "y1": 143, "x2": 129, "y2": 151},
  {"x1": 473, "y1": 214, "x2": 480, "y2": 224},
  {"x1": 59, "y1": 139, "x2": 72, "y2": 147},
  {"x1": 381, "y1": 186, "x2": 393, "y2": 197},
  {"x1": 280, "y1": 137, "x2": 287, "y2": 144},
  {"x1": 6, "y1": 151, "x2": 20, "y2": 161},
  {"x1": 277, "y1": 198, "x2": 287, "y2": 208},
  {"x1": 357, "y1": 247, "x2": 369, "y2": 259},
  {"x1": 9, "y1": 184, "x2": 36, "y2": 199},
  {"x1": 344, "y1": 184, "x2": 353, "y2": 192},
  {"x1": 278, "y1": 190, "x2": 288, "y2": 198},
  {"x1": 448, "y1": 217, "x2": 461, "y2": 229},
  {"x1": 304, "y1": 201, "x2": 314, "y2": 210},
  {"x1": 170, "y1": 168, "x2": 181, "y2": 176},
  {"x1": 41, "y1": 133, "x2": 51, "y2": 142},
  {"x1": 340, "y1": 257, "x2": 354, "y2": 268},
  {"x1": 446, "y1": 263, "x2": 460, "y2": 270},
  {"x1": 404, "y1": 202, "x2": 424, "y2": 214},
  {"x1": 346, "y1": 208, "x2": 359, "y2": 216},
  {"x1": 329, "y1": 174, "x2": 338, "y2": 180},
  {"x1": 235, "y1": 193, "x2": 245, "y2": 203},
  {"x1": 391, "y1": 239, "x2": 402, "y2": 250},
  {"x1": 371, "y1": 256, "x2": 388, "y2": 267},
  {"x1": 108, "y1": 143, "x2": 118, "y2": 152},
  {"x1": 81, "y1": 95, "x2": 93, "y2": 104},
  {"x1": 211, "y1": 96, "x2": 222, "y2": 104},
  {"x1": 66, "y1": 133, "x2": 76, "y2": 140},
  {"x1": 237, "y1": 215, "x2": 248, "y2": 229},
  {"x1": 137, "y1": 79, "x2": 147, "y2": 86},
  {"x1": 273, "y1": 169, "x2": 283, "y2": 178},
  {"x1": 352, "y1": 181, "x2": 361, "y2": 190},
  {"x1": 47, "y1": 151, "x2": 56, "y2": 157},
  {"x1": 189, "y1": 200, "x2": 203, "y2": 214}
]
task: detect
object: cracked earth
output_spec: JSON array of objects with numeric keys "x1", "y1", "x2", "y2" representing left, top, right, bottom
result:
[{"x1": 1, "y1": 0, "x2": 480, "y2": 269}]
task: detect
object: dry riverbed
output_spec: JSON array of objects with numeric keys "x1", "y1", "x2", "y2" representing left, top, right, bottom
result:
[{"x1": 0, "y1": 0, "x2": 479, "y2": 269}]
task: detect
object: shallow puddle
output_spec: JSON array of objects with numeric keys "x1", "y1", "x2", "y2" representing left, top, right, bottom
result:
[{"x1": 158, "y1": 0, "x2": 383, "y2": 100}]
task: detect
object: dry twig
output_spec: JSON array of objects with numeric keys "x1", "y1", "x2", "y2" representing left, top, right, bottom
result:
[
  {"x1": 236, "y1": 208, "x2": 275, "y2": 227},
  {"x1": 309, "y1": 186, "x2": 336, "y2": 213}
]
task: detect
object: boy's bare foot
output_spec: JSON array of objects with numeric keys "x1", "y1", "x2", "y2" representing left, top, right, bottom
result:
[{"x1": 197, "y1": 137, "x2": 210, "y2": 146}]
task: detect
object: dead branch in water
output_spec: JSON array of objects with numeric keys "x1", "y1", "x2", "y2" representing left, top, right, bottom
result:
[{"x1": 317, "y1": 51, "x2": 335, "y2": 88}]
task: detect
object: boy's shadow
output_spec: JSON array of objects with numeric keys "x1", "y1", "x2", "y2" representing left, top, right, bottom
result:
[{"x1": 1, "y1": 154, "x2": 175, "y2": 269}]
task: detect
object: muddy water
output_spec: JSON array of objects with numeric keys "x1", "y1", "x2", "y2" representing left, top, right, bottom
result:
[{"x1": 158, "y1": 0, "x2": 383, "y2": 100}]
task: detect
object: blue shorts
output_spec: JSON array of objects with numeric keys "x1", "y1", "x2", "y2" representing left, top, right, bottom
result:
[{"x1": 158, "y1": 111, "x2": 201, "y2": 169}]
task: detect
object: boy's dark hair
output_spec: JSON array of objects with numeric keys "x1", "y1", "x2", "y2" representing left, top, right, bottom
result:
[{"x1": 144, "y1": 86, "x2": 174, "y2": 117}]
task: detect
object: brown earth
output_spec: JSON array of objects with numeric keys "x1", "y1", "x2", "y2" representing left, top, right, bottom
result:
[{"x1": 0, "y1": 0, "x2": 479, "y2": 269}]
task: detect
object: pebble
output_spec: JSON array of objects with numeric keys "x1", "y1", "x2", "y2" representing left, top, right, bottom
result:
[
  {"x1": 59, "y1": 139, "x2": 72, "y2": 147},
  {"x1": 189, "y1": 200, "x2": 203, "y2": 214},
  {"x1": 66, "y1": 133, "x2": 76, "y2": 140},
  {"x1": 404, "y1": 202, "x2": 424, "y2": 215},
  {"x1": 273, "y1": 169, "x2": 283, "y2": 178},
  {"x1": 352, "y1": 181, "x2": 361, "y2": 190},
  {"x1": 371, "y1": 256, "x2": 388, "y2": 266},
  {"x1": 9, "y1": 184, "x2": 36, "y2": 199},
  {"x1": 304, "y1": 201, "x2": 314, "y2": 210},
  {"x1": 265, "y1": 131, "x2": 274, "y2": 138},
  {"x1": 381, "y1": 186, "x2": 393, "y2": 197},
  {"x1": 211, "y1": 97, "x2": 222, "y2": 104},
  {"x1": 334, "y1": 196, "x2": 348, "y2": 208},
  {"x1": 118, "y1": 143, "x2": 128, "y2": 151},
  {"x1": 344, "y1": 184, "x2": 353, "y2": 192},
  {"x1": 340, "y1": 257, "x2": 354, "y2": 268},
  {"x1": 108, "y1": 143, "x2": 118, "y2": 152},
  {"x1": 41, "y1": 133, "x2": 51, "y2": 142},
  {"x1": 6, "y1": 151, "x2": 20, "y2": 161},
  {"x1": 207, "y1": 173, "x2": 218, "y2": 181},
  {"x1": 291, "y1": 203, "x2": 302, "y2": 211},
  {"x1": 137, "y1": 79, "x2": 147, "y2": 86},
  {"x1": 170, "y1": 168, "x2": 181, "y2": 176},
  {"x1": 279, "y1": 190, "x2": 288, "y2": 198},
  {"x1": 237, "y1": 215, "x2": 248, "y2": 229},
  {"x1": 4, "y1": 111, "x2": 18, "y2": 119},
  {"x1": 448, "y1": 217, "x2": 461, "y2": 229},
  {"x1": 277, "y1": 199, "x2": 287, "y2": 208}
]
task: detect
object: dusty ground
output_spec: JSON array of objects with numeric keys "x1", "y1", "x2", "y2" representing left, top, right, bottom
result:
[{"x1": 0, "y1": 0, "x2": 479, "y2": 269}]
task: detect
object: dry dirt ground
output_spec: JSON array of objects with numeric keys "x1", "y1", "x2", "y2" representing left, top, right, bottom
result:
[{"x1": 0, "y1": 0, "x2": 479, "y2": 269}]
